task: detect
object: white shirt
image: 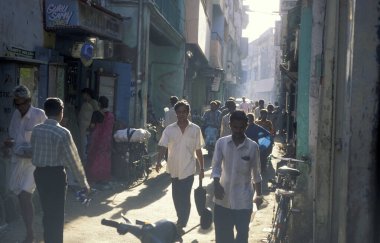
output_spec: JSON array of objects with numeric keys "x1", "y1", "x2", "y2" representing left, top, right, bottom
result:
[
  {"x1": 159, "y1": 122, "x2": 205, "y2": 179},
  {"x1": 211, "y1": 135, "x2": 262, "y2": 210},
  {"x1": 254, "y1": 107, "x2": 263, "y2": 120},
  {"x1": 239, "y1": 102, "x2": 250, "y2": 113},
  {"x1": 220, "y1": 113, "x2": 231, "y2": 137},
  {"x1": 9, "y1": 106, "x2": 47, "y2": 163},
  {"x1": 164, "y1": 107, "x2": 177, "y2": 127}
]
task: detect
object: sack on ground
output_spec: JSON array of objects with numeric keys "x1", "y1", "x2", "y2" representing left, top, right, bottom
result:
[{"x1": 114, "y1": 128, "x2": 151, "y2": 143}]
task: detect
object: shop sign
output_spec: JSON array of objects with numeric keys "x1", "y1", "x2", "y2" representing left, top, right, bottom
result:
[
  {"x1": 45, "y1": 0, "x2": 122, "y2": 41},
  {"x1": 5, "y1": 46, "x2": 35, "y2": 59},
  {"x1": 211, "y1": 76, "x2": 221, "y2": 92}
]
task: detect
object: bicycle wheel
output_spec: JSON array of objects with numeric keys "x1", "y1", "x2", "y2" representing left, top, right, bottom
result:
[{"x1": 274, "y1": 197, "x2": 291, "y2": 243}]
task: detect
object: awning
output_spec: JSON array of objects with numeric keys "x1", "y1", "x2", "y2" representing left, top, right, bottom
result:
[{"x1": 45, "y1": 0, "x2": 123, "y2": 41}]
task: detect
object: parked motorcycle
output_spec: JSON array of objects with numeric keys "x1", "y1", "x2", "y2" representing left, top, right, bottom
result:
[
  {"x1": 204, "y1": 126, "x2": 218, "y2": 157},
  {"x1": 102, "y1": 216, "x2": 182, "y2": 243}
]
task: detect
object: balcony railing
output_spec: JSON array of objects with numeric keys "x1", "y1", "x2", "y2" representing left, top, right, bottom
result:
[{"x1": 152, "y1": 0, "x2": 183, "y2": 34}]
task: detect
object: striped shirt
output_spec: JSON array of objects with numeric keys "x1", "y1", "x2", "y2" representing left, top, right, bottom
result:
[{"x1": 31, "y1": 119, "x2": 89, "y2": 189}]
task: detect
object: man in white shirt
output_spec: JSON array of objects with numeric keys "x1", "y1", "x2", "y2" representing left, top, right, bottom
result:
[
  {"x1": 254, "y1": 99, "x2": 265, "y2": 121},
  {"x1": 239, "y1": 97, "x2": 250, "y2": 114},
  {"x1": 211, "y1": 110, "x2": 263, "y2": 243},
  {"x1": 163, "y1": 96, "x2": 179, "y2": 127},
  {"x1": 156, "y1": 100, "x2": 205, "y2": 235},
  {"x1": 220, "y1": 100, "x2": 236, "y2": 137},
  {"x1": 3, "y1": 85, "x2": 47, "y2": 243}
]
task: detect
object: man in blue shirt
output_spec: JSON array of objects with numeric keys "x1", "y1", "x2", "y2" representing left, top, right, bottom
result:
[{"x1": 245, "y1": 113, "x2": 274, "y2": 171}]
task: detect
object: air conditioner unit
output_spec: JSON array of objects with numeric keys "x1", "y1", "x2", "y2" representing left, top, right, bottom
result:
[{"x1": 95, "y1": 40, "x2": 113, "y2": 59}]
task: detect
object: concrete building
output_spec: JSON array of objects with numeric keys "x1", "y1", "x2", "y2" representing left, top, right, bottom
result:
[
  {"x1": 242, "y1": 27, "x2": 278, "y2": 103},
  {"x1": 184, "y1": 0, "x2": 248, "y2": 115},
  {"x1": 278, "y1": 0, "x2": 379, "y2": 242}
]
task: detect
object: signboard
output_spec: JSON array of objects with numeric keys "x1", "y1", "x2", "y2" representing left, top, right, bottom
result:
[
  {"x1": 211, "y1": 76, "x2": 221, "y2": 92},
  {"x1": 45, "y1": 0, "x2": 122, "y2": 41}
]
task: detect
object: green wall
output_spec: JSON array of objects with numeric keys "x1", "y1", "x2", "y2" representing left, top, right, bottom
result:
[
  {"x1": 149, "y1": 43, "x2": 185, "y2": 119},
  {"x1": 296, "y1": 6, "x2": 312, "y2": 158}
]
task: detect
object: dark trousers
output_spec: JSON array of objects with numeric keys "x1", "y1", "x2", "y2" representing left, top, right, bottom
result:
[
  {"x1": 214, "y1": 204, "x2": 252, "y2": 243},
  {"x1": 34, "y1": 166, "x2": 67, "y2": 243},
  {"x1": 171, "y1": 175, "x2": 194, "y2": 227}
]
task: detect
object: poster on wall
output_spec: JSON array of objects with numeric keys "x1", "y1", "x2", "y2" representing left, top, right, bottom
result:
[{"x1": 98, "y1": 75, "x2": 117, "y2": 113}]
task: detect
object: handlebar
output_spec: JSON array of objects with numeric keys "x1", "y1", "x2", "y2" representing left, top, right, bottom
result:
[
  {"x1": 101, "y1": 219, "x2": 120, "y2": 228},
  {"x1": 270, "y1": 155, "x2": 310, "y2": 165},
  {"x1": 101, "y1": 218, "x2": 181, "y2": 243}
]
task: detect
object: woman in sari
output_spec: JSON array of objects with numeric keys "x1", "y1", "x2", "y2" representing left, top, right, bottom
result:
[{"x1": 86, "y1": 96, "x2": 115, "y2": 184}]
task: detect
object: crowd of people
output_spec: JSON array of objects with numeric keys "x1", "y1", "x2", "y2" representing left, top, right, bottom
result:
[{"x1": 2, "y1": 85, "x2": 282, "y2": 243}]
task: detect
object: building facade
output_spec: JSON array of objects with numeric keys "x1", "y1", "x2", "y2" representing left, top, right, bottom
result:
[{"x1": 278, "y1": 0, "x2": 379, "y2": 242}]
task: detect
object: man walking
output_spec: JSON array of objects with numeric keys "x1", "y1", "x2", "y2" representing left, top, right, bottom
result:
[
  {"x1": 220, "y1": 99, "x2": 236, "y2": 137},
  {"x1": 211, "y1": 110, "x2": 263, "y2": 243},
  {"x1": 31, "y1": 98, "x2": 90, "y2": 243},
  {"x1": 163, "y1": 96, "x2": 179, "y2": 127},
  {"x1": 3, "y1": 85, "x2": 46, "y2": 243},
  {"x1": 155, "y1": 100, "x2": 205, "y2": 235}
]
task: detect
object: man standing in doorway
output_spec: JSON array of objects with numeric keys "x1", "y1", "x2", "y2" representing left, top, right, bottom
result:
[
  {"x1": 31, "y1": 97, "x2": 90, "y2": 243},
  {"x1": 78, "y1": 88, "x2": 98, "y2": 162},
  {"x1": 155, "y1": 100, "x2": 205, "y2": 235},
  {"x1": 212, "y1": 110, "x2": 263, "y2": 243},
  {"x1": 3, "y1": 85, "x2": 47, "y2": 243}
]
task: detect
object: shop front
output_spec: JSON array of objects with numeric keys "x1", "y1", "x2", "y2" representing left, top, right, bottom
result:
[
  {"x1": 43, "y1": 0, "x2": 132, "y2": 125},
  {"x1": 0, "y1": 50, "x2": 48, "y2": 143}
]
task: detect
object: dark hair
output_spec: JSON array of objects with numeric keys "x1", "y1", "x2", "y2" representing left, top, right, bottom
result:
[
  {"x1": 170, "y1": 96, "x2": 179, "y2": 106},
  {"x1": 81, "y1": 88, "x2": 94, "y2": 98},
  {"x1": 44, "y1": 97, "x2": 64, "y2": 117},
  {"x1": 247, "y1": 113, "x2": 255, "y2": 121},
  {"x1": 174, "y1": 100, "x2": 190, "y2": 112},
  {"x1": 259, "y1": 99, "x2": 265, "y2": 105},
  {"x1": 230, "y1": 110, "x2": 248, "y2": 123},
  {"x1": 98, "y1": 96, "x2": 109, "y2": 109},
  {"x1": 260, "y1": 109, "x2": 268, "y2": 115},
  {"x1": 226, "y1": 100, "x2": 236, "y2": 109},
  {"x1": 267, "y1": 104, "x2": 274, "y2": 112}
]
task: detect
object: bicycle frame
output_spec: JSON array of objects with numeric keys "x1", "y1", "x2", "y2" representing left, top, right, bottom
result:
[{"x1": 268, "y1": 158, "x2": 302, "y2": 243}]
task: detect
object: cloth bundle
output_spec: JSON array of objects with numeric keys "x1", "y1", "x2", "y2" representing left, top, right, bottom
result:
[{"x1": 113, "y1": 128, "x2": 151, "y2": 143}]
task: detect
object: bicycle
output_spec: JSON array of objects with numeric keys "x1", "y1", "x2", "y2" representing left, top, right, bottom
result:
[{"x1": 266, "y1": 157, "x2": 309, "y2": 243}]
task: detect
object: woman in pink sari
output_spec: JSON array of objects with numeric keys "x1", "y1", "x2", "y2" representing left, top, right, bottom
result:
[{"x1": 86, "y1": 96, "x2": 115, "y2": 183}]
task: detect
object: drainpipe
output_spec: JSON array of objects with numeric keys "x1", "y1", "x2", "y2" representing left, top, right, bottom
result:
[{"x1": 134, "y1": 0, "x2": 143, "y2": 127}]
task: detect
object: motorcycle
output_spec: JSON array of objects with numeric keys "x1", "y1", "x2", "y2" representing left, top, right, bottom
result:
[
  {"x1": 204, "y1": 126, "x2": 218, "y2": 157},
  {"x1": 102, "y1": 215, "x2": 182, "y2": 243}
]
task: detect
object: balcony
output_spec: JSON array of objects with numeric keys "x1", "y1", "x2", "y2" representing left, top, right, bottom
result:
[
  {"x1": 210, "y1": 32, "x2": 223, "y2": 68},
  {"x1": 185, "y1": 0, "x2": 211, "y2": 60},
  {"x1": 152, "y1": 0, "x2": 183, "y2": 34}
]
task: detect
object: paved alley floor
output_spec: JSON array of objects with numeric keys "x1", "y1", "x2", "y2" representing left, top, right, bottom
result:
[{"x1": 0, "y1": 143, "x2": 285, "y2": 243}]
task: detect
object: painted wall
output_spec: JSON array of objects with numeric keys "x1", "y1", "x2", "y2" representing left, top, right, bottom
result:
[
  {"x1": 296, "y1": 7, "x2": 311, "y2": 158},
  {"x1": 291, "y1": 6, "x2": 313, "y2": 243},
  {"x1": 0, "y1": 0, "x2": 45, "y2": 55},
  {"x1": 148, "y1": 43, "x2": 185, "y2": 119},
  {"x1": 333, "y1": 0, "x2": 378, "y2": 241}
]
